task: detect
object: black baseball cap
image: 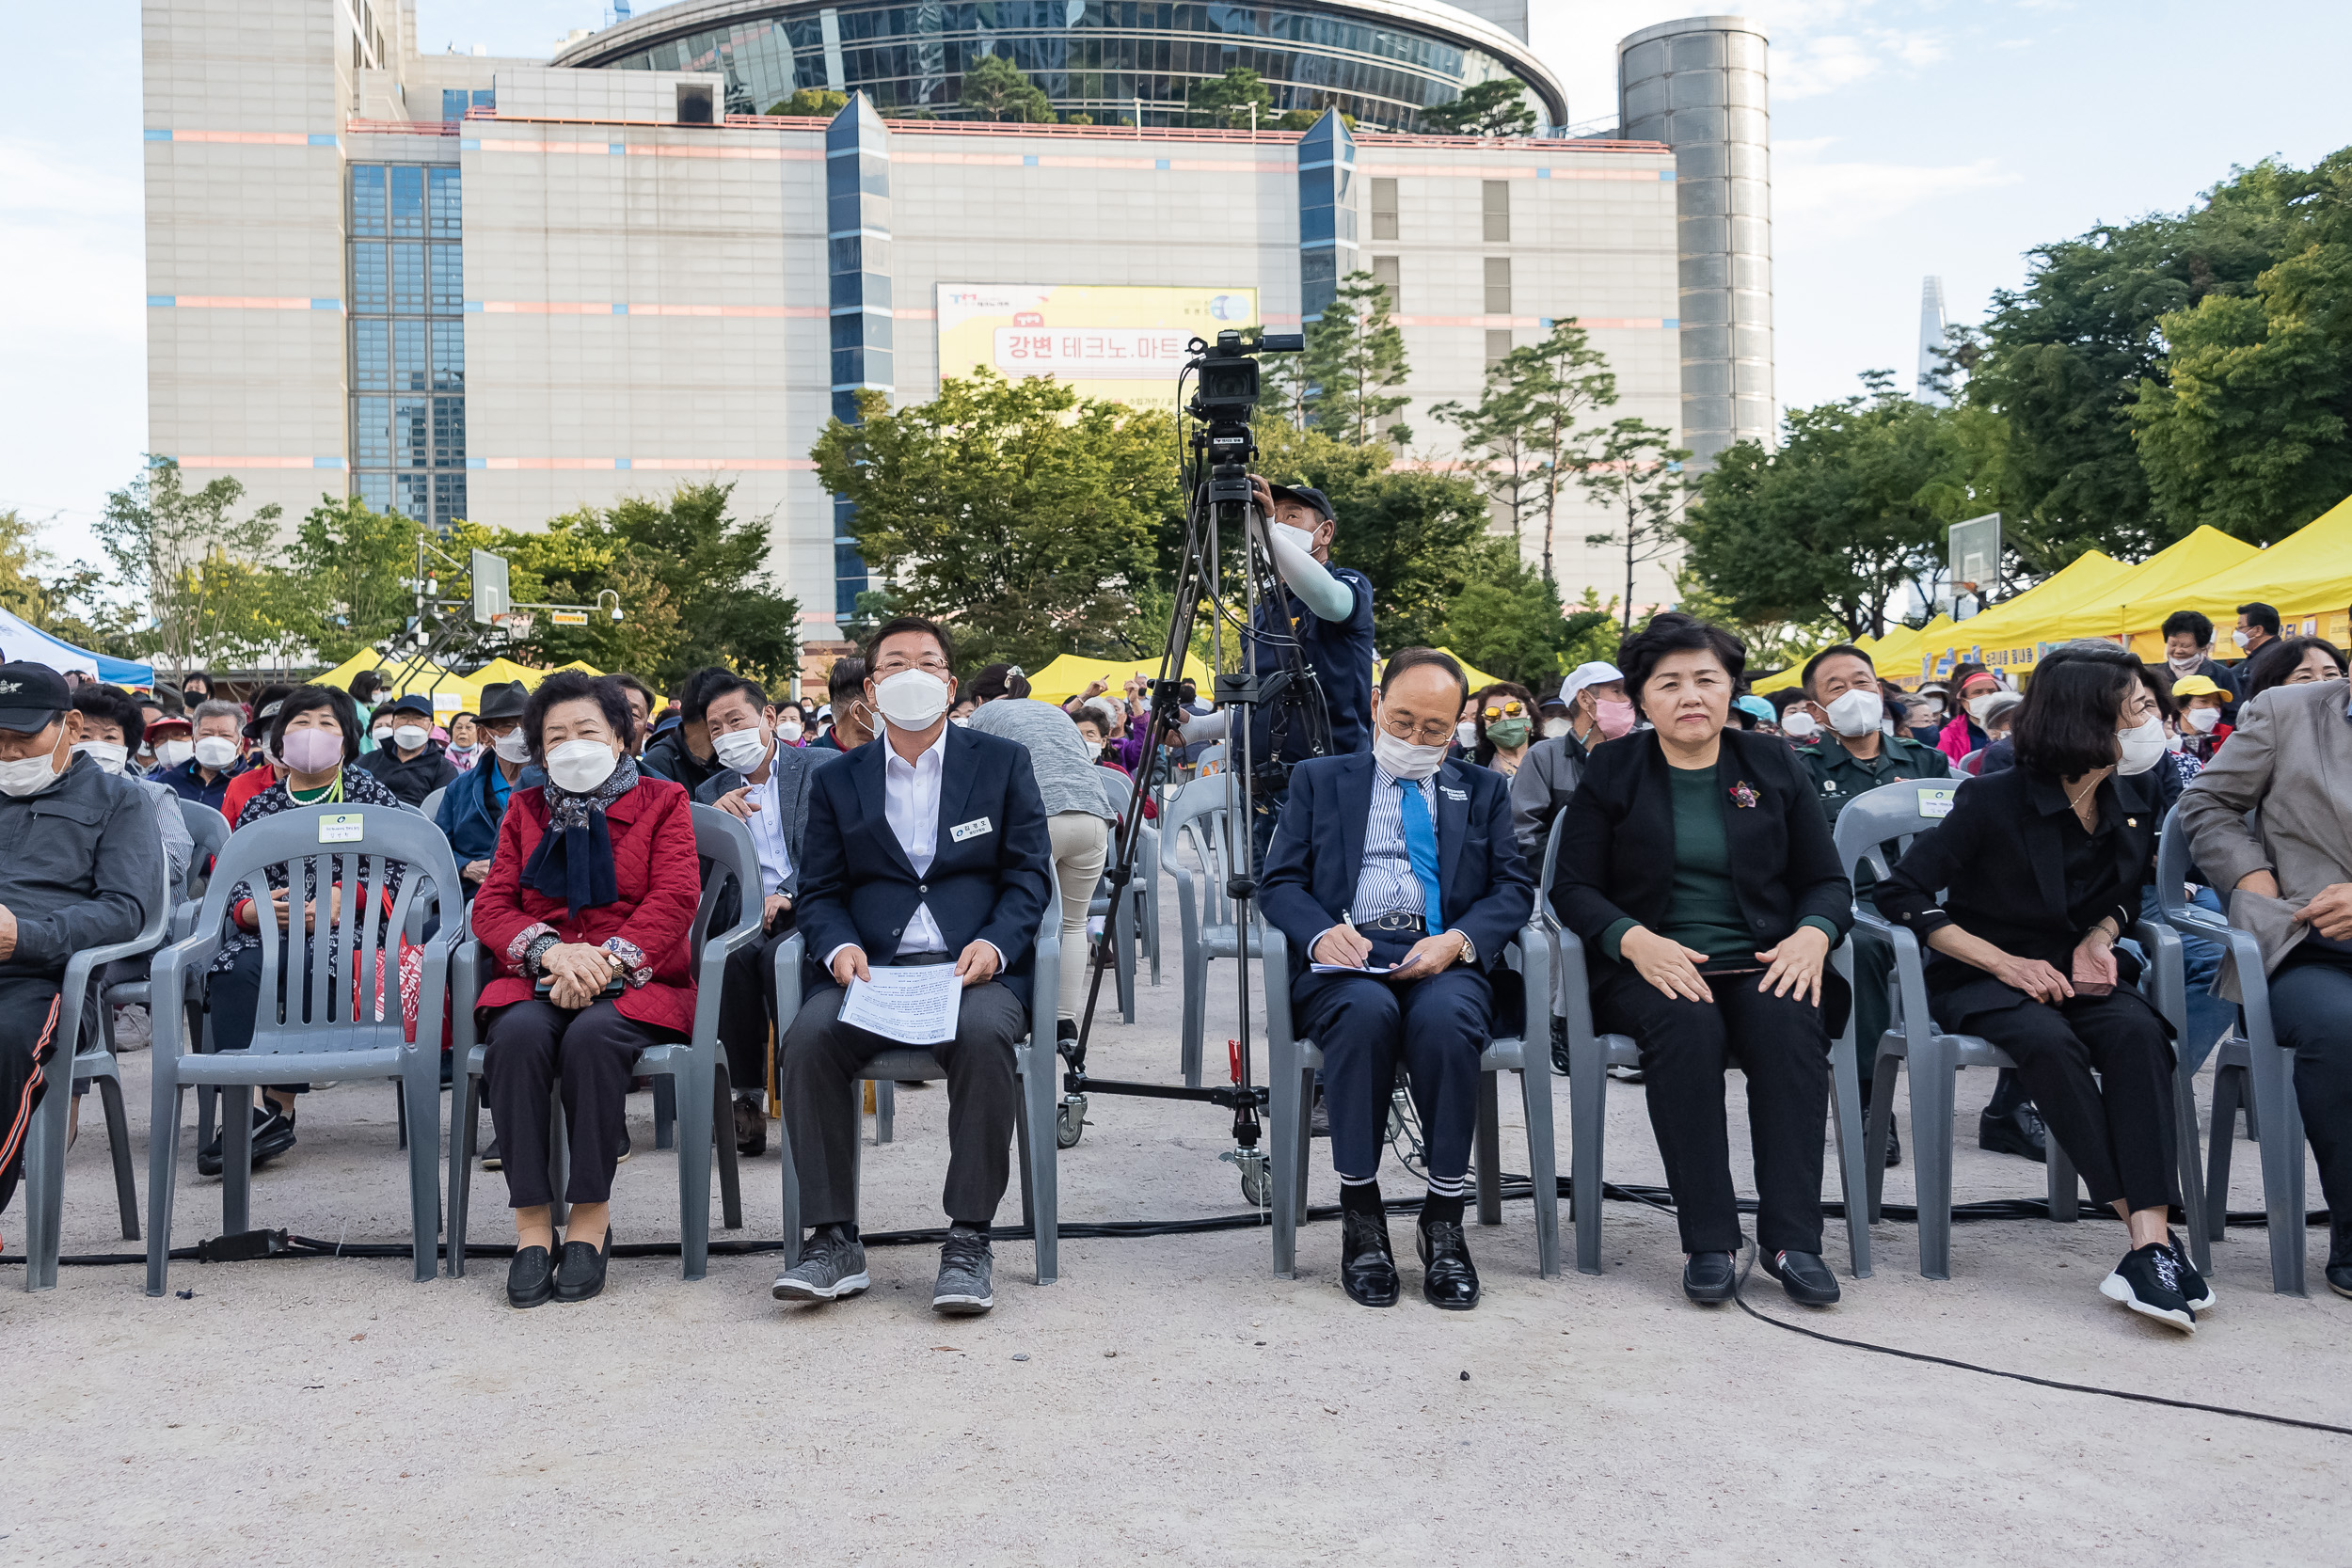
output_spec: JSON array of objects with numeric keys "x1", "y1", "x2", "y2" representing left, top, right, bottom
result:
[
  {"x1": 1266, "y1": 483, "x2": 1335, "y2": 522},
  {"x1": 0, "y1": 661, "x2": 71, "y2": 735}
]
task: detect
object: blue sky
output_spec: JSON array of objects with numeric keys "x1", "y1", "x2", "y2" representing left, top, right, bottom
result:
[{"x1": 3, "y1": 0, "x2": 2346, "y2": 564}]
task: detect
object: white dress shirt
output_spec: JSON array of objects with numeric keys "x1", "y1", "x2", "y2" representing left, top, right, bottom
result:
[
  {"x1": 741, "y1": 743, "x2": 791, "y2": 897},
  {"x1": 884, "y1": 726, "x2": 950, "y2": 955}
]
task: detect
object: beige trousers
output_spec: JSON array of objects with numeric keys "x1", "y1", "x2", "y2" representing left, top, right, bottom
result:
[{"x1": 1046, "y1": 811, "x2": 1111, "y2": 1025}]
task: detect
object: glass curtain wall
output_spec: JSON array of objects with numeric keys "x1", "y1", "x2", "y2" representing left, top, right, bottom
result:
[{"x1": 350, "y1": 163, "x2": 467, "y2": 529}]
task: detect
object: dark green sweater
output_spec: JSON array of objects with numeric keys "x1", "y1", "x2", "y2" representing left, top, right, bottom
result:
[{"x1": 1602, "y1": 759, "x2": 1841, "y2": 964}]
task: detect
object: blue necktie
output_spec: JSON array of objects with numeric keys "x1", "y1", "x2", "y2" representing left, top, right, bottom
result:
[{"x1": 1397, "y1": 778, "x2": 1444, "y2": 933}]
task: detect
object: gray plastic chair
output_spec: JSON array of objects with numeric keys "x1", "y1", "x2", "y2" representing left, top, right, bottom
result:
[
  {"x1": 448, "y1": 803, "x2": 765, "y2": 1282},
  {"x1": 1262, "y1": 919, "x2": 1560, "y2": 1279},
  {"x1": 2153, "y1": 800, "x2": 2304, "y2": 1293},
  {"x1": 1159, "y1": 775, "x2": 1262, "y2": 1088},
  {"x1": 418, "y1": 786, "x2": 447, "y2": 823},
  {"x1": 18, "y1": 848, "x2": 171, "y2": 1290},
  {"x1": 1080, "y1": 768, "x2": 1158, "y2": 1026},
  {"x1": 144, "y1": 804, "x2": 460, "y2": 1295},
  {"x1": 1545, "y1": 811, "x2": 1874, "y2": 1277},
  {"x1": 176, "y1": 800, "x2": 232, "y2": 1150},
  {"x1": 1836, "y1": 779, "x2": 2199, "y2": 1280},
  {"x1": 771, "y1": 899, "x2": 1063, "y2": 1284}
]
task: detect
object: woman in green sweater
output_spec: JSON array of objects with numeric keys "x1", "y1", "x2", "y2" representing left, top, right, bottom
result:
[{"x1": 1552, "y1": 614, "x2": 1857, "y2": 1307}]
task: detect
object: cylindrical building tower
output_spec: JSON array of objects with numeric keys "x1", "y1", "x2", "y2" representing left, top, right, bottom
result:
[{"x1": 1617, "y1": 16, "x2": 1771, "y2": 467}]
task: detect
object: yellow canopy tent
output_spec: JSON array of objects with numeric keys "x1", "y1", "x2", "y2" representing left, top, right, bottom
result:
[
  {"x1": 2113, "y1": 497, "x2": 2352, "y2": 657},
  {"x1": 1430, "y1": 647, "x2": 1505, "y2": 694},
  {"x1": 1753, "y1": 633, "x2": 1879, "y2": 696},
  {"x1": 1911, "y1": 550, "x2": 2133, "y2": 681},
  {"x1": 2027, "y1": 526, "x2": 2259, "y2": 650},
  {"x1": 1025, "y1": 652, "x2": 1216, "y2": 706},
  {"x1": 310, "y1": 652, "x2": 476, "y2": 712},
  {"x1": 549, "y1": 658, "x2": 605, "y2": 677}
]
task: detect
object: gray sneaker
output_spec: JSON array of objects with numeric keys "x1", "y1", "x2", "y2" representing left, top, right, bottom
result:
[
  {"x1": 932, "y1": 1227, "x2": 994, "y2": 1315},
  {"x1": 771, "y1": 1226, "x2": 869, "y2": 1302}
]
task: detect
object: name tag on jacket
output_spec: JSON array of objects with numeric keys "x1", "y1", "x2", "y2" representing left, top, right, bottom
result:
[
  {"x1": 1439, "y1": 785, "x2": 1469, "y2": 800},
  {"x1": 950, "y1": 816, "x2": 993, "y2": 842}
]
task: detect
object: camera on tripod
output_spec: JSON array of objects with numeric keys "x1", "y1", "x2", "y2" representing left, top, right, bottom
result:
[{"x1": 1187, "y1": 330, "x2": 1306, "y2": 477}]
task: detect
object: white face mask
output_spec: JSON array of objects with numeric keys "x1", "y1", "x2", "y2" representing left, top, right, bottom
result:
[
  {"x1": 2115, "y1": 717, "x2": 2167, "y2": 776},
  {"x1": 1966, "y1": 693, "x2": 2001, "y2": 721},
  {"x1": 1454, "y1": 721, "x2": 1478, "y2": 750},
  {"x1": 1541, "y1": 718, "x2": 1571, "y2": 740},
  {"x1": 73, "y1": 740, "x2": 129, "y2": 775},
  {"x1": 1273, "y1": 521, "x2": 1318, "y2": 557},
  {"x1": 2231, "y1": 628, "x2": 2250, "y2": 649},
  {"x1": 1373, "y1": 724, "x2": 1448, "y2": 782},
  {"x1": 546, "y1": 738, "x2": 621, "y2": 793},
  {"x1": 1780, "y1": 708, "x2": 1820, "y2": 741},
  {"x1": 492, "y1": 728, "x2": 532, "y2": 764},
  {"x1": 0, "y1": 746, "x2": 64, "y2": 797},
  {"x1": 390, "y1": 724, "x2": 428, "y2": 752},
  {"x1": 193, "y1": 735, "x2": 239, "y2": 770},
  {"x1": 1824, "y1": 689, "x2": 1883, "y2": 738},
  {"x1": 2165, "y1": 732, "x2": 2186, "y2": 753},
  {"x1": 776, "y1": 719, "x2": 804, "y2": 744},
  {"x1": 874, "y1": 669, "x2": 951, "y2": 731},
  {"x1": 156, "y1": 738, "x2": 194, "y2": 768},
  {"x1": 2168, "y1": 652, "x2": 2203, "y2": 674},
  {"x1": 711, "y1": 727, "x2": 771, "y2": 773},
  {"x1": 2185, "y1": 706, "x2": 2221, "y2": 734}
]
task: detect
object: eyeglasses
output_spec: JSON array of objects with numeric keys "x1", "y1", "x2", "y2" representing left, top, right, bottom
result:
[
  {"x1": 873, "y1": 653, "x2": 950, "y2": 675},
  {"x1": 1382, "y1": 716, "x2": 1456, "y2": 746},
  {"x1": 1481, "y1": 701, "x2": 1526, "y2": 721}
]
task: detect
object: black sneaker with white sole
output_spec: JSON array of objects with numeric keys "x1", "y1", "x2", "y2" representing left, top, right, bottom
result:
[
  {"x1": 2165, "y1": 1232, "x2": 2216, "y2": 1313},
  {"x1": 2101, "y1": 1242, "x2": 2197, "y2": 1333},
  {"x1": 771, "y1": 1225, "x2": 870, "y2": 1302},
  {"x1": 932, "y1": 1226, "x2": 995, "y2": 1316}
]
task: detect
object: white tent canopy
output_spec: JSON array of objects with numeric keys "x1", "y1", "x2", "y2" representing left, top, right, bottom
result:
[{"x1": 0, "y1": 606, "x2": 154, "y2": 689}]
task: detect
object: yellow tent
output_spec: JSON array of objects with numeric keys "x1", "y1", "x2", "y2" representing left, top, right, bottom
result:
[
  {"x1": 550, "y1": 658, "x2": 605, "y2": 677},
  {"x1": 1025, "y1": 652, "x2": 1216, "y2": 706},
  {"x1": 1753, "y1": 633, "x2": 1880, "y2": 696},
  {"x1": 1431, "y1": 647, "x2": 1505, "y2": 694},
  {"x1": 2026, "y1": 526, "x2": 2259, "y2": 650},
  {"x1": 1912, "y1": 550, "x2": 2134, "y2": 681},
  {"x1": 2114, "y1": 498, "x2": 2352, "y2": 656}
]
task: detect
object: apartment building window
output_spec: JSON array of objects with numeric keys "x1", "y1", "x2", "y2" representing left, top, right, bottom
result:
[
  {"x1": 351, "y1": 163, "x2": 466, "y2": 528},
  {"x1": 1484, "y1": 257, "x2": 1512, "y2": 315},
  {"x1": 1482, "y1": 180, "x2": 1510, "y2": 243},
  {"x1": 1371, "y1": 254, "x2": 1402, "y2": 313},
  {"x1": 440, "y1": 88, "x2": 494, "y2": 122},
  {"x1": 1370, "y1": 177, "x2": 1398, "y2": 241},
  {"x1": 1485, "y1": 329, "x2": 1513, "y2": 369}
]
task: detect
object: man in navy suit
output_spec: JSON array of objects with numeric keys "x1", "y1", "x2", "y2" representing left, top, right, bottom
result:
[
  {"x1": 1260, "y1": 647, "x2": 1535, "y2": 1311},
  {"x1": 771, "y1": 617, "x2": 1055, "y2": 1317}
]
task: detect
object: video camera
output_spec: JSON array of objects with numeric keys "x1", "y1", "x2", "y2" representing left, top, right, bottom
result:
[{"x1": 1185, "y1": 330, "x2": 1306, "y2": 478}]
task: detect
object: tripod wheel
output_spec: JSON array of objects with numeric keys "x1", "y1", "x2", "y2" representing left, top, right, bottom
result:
[
  {"x1": 1238, "y1": 1158, "x2": 1270, "y2": 1209},
  {"x1": 1057, "y1": 1094, "x2": 1088, "y2": 1149}
]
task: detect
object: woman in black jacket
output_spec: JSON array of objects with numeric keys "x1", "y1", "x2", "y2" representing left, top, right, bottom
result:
[
  {"x1": 1553, "y1": 614, "x2": 1855, "y2": 1307},
  {"x1": 1875, "y1": 653, "x2": 2208, "y2": 1332}
]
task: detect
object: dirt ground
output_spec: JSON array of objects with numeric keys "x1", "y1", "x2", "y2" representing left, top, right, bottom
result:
[{"x1": 5, "y1": 880, "x2": 2345, "y2": 1566}]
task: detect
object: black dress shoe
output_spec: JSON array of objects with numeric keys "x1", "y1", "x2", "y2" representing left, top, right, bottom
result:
[
  {"x1": 733, "y1": 1093, "x2": 767, "y2": 1158},
  {"x1": 1339, "y1": 1210, "x2": 1401, "y2": 1307},
  {"x1": 1883, "y1": 1119, "x2": 1902, "y2": 1169},
  {"x1": 2328, "y1": 1217, "x2": 2352, "y2": 1301},
  {"x1": 1682, "y1": 1251, "x2": 1736, "y2": 1304},
  {"x1": 553, "y1": 1228, "x2": 614, "y2": 1303},
  {"x1": 1417, "y1": 1219, "x2": 1481, "y2": 1310},
  {"x1": 1762, "y1": 1249, "x2": 1842, "y2": 1306},
  {"x1": 1979, "y1": 1104, "x2": 2048, "y2": 1163},
  {"x1": 507, "y1": 1245, "x2": 554, "y2": 1308}
]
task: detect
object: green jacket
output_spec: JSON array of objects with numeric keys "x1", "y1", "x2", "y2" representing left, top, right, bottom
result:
[{"x1": 1794, "y1": 733, "x2": 1953, "y2": 888}]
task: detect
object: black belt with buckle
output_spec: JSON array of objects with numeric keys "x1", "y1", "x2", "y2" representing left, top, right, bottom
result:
[
  {"x1": 894, "y1": 951, "x2": 954, "y2": 966},
  {"x1": 1357, "y1": 911, "x2": 1426, "y2": 936}
]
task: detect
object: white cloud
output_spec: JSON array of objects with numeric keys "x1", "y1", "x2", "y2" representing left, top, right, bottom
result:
[
  {"x1": 1774, "y1": 28, "x2": 1948, "y2": 99},
  {"x1": 1772, "y1": 147, "x2": 2021, "y2": 239}
]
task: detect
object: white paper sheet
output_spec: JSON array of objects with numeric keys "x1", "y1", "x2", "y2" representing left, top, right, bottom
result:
[
  {"x1": 838, "y1": 962, "x2": 961, "y2": 1045},
  {"x1": 1308, "y1": 961, "x2": 1402, "y2": 975}
]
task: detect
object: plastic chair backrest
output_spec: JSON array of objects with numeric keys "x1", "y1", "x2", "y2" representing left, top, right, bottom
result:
[
  {"x1": 178, "y1": 798, "x2": 229, "y2": 900},
  {"x1": 1159, "y1": 774, "x2": 1239, "y2": 926},
  {"x1": 2155, "y1": 800, "x2": 2259, "y2": 928},
  {"x1": 687, "y1": 802, "x2": 759, "y2": 970},
  {"x1": 419, "y1": 786, "x2": 446, "y2": 822},
  {"x1": 1830, "y1": 778, "x2": 1963, "y2": 890},
  {"x1": 194, "y1": 804, "x2": 461, "y2": 1054}
]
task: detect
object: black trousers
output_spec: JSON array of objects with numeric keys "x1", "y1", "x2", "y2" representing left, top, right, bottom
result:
[
  {"x1": 779, "y1": 976, "x2": 1027, "y2": 1229},
  {"x1": 206, "y1": 942, "x2": 317, "y2": 1097},
  {"x1": 2267, "y1": 953, "x2": 2352, "y2": 1223},
  {"x1": 1296, "y1": 965, "x2": 1492, "y2": 1185},
  {"x1": 1947, "y1": 988, "x2": 2177, "y2": 1213},
  {"x1": 484, "y1": 999, "x2": 683, "y2": 1208},
  {"x1": 0, "y1": 975, "x2": 65, "y2": 1220},
  {"x1": 716, "y1": 919, "x2": 797, "y2": 1100},
  {"x1": 1597, "y1": 968, "x2": 1833, "y2": 1255}
]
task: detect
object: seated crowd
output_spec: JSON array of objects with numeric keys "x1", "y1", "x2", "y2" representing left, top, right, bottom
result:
[{"x1": 2, "y1": 589, "x2": 2349, "y2": 1329}]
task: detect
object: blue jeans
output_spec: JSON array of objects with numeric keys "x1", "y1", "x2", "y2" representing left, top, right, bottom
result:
[{"x1": 2136, "y1": 884, "x2": 2233, "y2": 1072}]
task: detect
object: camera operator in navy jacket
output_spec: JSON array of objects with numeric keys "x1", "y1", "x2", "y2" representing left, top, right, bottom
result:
[{"x1": 1259, "y1": 648, "x2": 1534, "y2": 1312}]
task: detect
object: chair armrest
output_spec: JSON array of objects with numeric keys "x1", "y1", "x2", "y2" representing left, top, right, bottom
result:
[
  {"x1": 772, "y1": 933, "x2": 806, "y2": 1035},
  {"x1": 1554, "y1": 927, "x2": 1601, "y2": 1052},
  {"x1": 451, "y1": 935, "x2": 487, "y2": 1054},
  {"x1": 2131, "y1": 918, "x2": 2187, "y2": 1040},
  {"x1": 145, "y1": 927, "x2": 227, "y2": 1060},
  {"x1": 1513, "y1": 919, "x2": 1550, "y2": 1058},
  {"x1": 1262, "y1": 926, "x2": 1295, "y2": 1049},
  {"x1": 1886, "y1": 923, "x2": 1935, "y2": 1039}
]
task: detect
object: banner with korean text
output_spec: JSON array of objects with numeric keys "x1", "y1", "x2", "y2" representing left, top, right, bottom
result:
[{"x1": 933, "y1": 284, "x2": 1260, "y2": 411}]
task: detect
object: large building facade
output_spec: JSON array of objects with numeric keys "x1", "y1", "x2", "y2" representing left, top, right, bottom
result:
[{"x1": 143, "y1": 0, "x2": 1766, "y2": 637}]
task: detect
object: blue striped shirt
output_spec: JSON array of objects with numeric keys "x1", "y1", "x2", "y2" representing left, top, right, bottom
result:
[{"x1": 1352, "y1": 766, "x2": 1438, "y2": 923}]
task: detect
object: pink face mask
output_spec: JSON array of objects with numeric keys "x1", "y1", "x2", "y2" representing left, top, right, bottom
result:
[
  {"x1": 281, "y1": 727, "x2": 344, "y2": 774},
  {"x1": 1594, "y1": 699, "x2": 1637, "y2": 739}
]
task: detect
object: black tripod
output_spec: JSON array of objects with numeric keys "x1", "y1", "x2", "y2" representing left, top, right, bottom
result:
[{"x1": 1057, "y1": 332, "x2": 1330, "y2": 1204}]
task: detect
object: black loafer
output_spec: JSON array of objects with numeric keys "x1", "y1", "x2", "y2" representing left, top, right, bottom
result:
[
  {"x1": 1979, "y1": 1104, "x2": 2048, "y2": 1163},
  {"x1": 733, "y1": 1094, "x2": 767, "y2": 1158},
  {"x1": 1339, "y1": 1210, "x2": 1401, "y2": 1308},
  {"x1": 1762, "y1": 1249, "x2": 1842, "y2": 1307},
  {"x1": 1683, "y1": 1251, "x2": 1736, "y2": 1304},
  {"x1": 507, "y1": 1245, "x2": 554, "y2": 1308},
  {"x1": 1417, "y1": 1219, "x2": 1481, "y2": 1311},
  {"x1": 1883, "y1": 1119, "x2": 1902, "y2": 1168},
  {"x1": 553, "y1": 1228, "x2": 613, "y2": 1303}
]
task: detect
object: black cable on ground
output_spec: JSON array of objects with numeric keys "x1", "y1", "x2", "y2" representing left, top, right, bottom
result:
[{"x1": 1727, "y1": 1243, "x2": 2352, "y2": 1438}]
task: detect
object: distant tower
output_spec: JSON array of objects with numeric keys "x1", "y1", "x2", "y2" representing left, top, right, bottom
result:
[
  {"x1": 1916, "y1": 276, "x2": 1948, "y2": 404},
  {"x1": 1618, "y1": 16, "x2": 1772, "y2": 469}
]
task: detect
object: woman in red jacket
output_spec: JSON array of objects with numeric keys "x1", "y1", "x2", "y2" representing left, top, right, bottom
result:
[{"x1": 469, "y1": 672, "x2": 703, "y2": 1307}]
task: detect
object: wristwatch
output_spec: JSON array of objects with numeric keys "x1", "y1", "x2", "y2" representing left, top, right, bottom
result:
[
  {"x1": 1450, "y1": 930, "x2": 1476, "y2": 967},
  {"x1": 605, "y1": 949, "x2": 627, "y2": 977}
]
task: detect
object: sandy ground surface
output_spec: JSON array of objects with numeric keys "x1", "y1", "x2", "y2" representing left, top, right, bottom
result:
[{"x1": 6, "y1": 879, "x2": 2346, "y2": 1566}]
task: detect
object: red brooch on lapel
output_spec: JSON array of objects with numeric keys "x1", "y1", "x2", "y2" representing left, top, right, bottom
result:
[{"x1": 1728, "y1": 780, "x2": 1760, "y2": 810}]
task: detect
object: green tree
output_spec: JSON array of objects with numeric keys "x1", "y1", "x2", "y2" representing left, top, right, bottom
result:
[
  {"x1": 284, "y1": 493, "x2": 426, "y2": 662},
  {"x1": 1512, "y1": 320, "x2": 1618, "y2": 583},
  {"x1": 1578, "y1": 418, "x2": 1692, "y2": 630},
  {"x1": 960, "y1": 54, "x2": 1055, "y2": 123},
  {"x1": 1187, "y1": 66, "x2": 1274, "y2": 130},
  {"x1": 1295, "y1": 270, "x2": 1412, "y2": 447},
  {"x1": 2132, "y1": 154, "x2": 2352, "y2": 542},
  {"x1": 766, "y1": 87, "x2": 849, "y2": 117},
  {"x1": 810, "y1": 371, "x2": 1177, "y2": 669},
  {"x1": 0, "y1": 509, "x2": 131, "y2": 655},
  {"x1": 1683, "y1": 375, "x2": 1994, "y2": 640},
  {"x1": 1441, "y1": 540, "x2": 1613, "y2": 688},
  {"x1": 96, "y1": 459, "x2": 286, "y2": 679},
  {"x1": 1422, "y1": 79, "x2": 1536, "y2": 138},
  {"x1": 1432, "y1": 361, "x2": 1545, "y2": 551}
]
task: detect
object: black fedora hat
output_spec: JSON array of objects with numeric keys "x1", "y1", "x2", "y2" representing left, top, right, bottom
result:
[{"x1": 477, "y1": 680, "x2": 529, "y2": 722}]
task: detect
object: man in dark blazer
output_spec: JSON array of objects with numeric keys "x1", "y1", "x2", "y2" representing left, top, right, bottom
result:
[
  {"x1": 1260, "y1": 648, "x2": 1535, "y2": 1311},
  {"x1": 694, "y1": 673, "x2": 841, "y2": 1157},
  {"x1": 771, "y1": 618, "x2": 1054, "y2": 1317}
]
